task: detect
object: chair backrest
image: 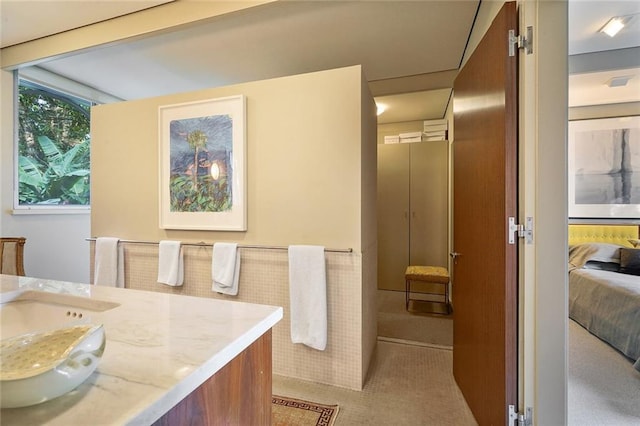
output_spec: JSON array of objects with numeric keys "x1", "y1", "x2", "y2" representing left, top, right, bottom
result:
[{"x1": 0, "y1": 237, "x2": 26, "y2": 276}]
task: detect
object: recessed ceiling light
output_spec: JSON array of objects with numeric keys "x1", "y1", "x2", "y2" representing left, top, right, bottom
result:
[
  {"x1": 600, "y1": 17, "x2": 625, "y2": 37},
  {"x1": 599, "y1": 15, "x2": 636, "y2": 37},
  {"x1": 376, "y1": 104, "x2": 387, "y2": 116},
  {"x1": 606, "y1": 75, "x2": 633, "y2": 88}
]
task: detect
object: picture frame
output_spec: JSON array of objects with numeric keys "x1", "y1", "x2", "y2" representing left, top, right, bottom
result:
[
  {"x1": 159, "y1": 95, "x2": 246, "y2": 230},
  {"x1": 568, "y1": 116, "x2": 640, "y2": 219}
]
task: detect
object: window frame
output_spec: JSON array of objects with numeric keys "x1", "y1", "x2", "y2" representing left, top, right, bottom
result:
[{"x1": 12, "y1": 69, "x2": 117, "y2": 214}]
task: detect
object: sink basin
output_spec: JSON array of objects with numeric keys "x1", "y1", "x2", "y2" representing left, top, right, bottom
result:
[
  {"x1": 0, "y1": 323, "x2": 106, "y2": 408},
  {"x1": 0, "y1": 290, "x2": 115, "y2": 407},
  {"x1": 0, "y1": 290, "x2": 120, "y2": 339}
]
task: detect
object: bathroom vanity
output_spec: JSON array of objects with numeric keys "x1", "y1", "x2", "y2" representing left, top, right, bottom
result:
[{"x1": 0, "y1": 275, "x2": 283, "y2": 425}]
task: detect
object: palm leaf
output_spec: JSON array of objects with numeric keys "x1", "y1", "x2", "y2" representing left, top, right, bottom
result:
[
  {"x1": 18, "y1": 156, "x2": 44, "y2": 187},
  {"x1": 37, "y1": 136, "x2": 63, "y2": 162},
  {"x1": 61, "y1": 139, "x2": 90, "y2": 172}
]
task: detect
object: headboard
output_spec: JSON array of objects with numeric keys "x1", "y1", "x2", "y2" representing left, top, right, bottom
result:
[{"x1": 568, "y1": 224, "x2": 640, "y2": 247}]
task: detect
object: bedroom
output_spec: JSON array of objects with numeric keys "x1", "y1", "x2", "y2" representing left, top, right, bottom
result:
[
  {"x1": 566, "y1": 0, "x2": 640, "y2": 420},
  {"x1": 567, "y1": 45, "x2": 640, "y2": 424},
  {"x1": 566, "y1": 2, "x2": 640, "y2": 419}
]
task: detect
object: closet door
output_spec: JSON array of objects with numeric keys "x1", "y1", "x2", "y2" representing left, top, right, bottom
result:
[
  {"x1": 409, "y1": 141, "x2": 449, "y2": 268},
  {"x1": 377, "y1": 143, "x2": 410, "y2": 291}
]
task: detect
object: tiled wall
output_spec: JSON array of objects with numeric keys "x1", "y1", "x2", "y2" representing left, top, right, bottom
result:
[
  {"x1": 360, "y1": 240, "x2": 378, "y2": 384},
  {"x1": 91, "y1": 242, "x2": 366, "y2": 390}
]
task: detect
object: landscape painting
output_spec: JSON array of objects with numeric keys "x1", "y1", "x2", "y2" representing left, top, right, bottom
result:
[
  {"x1": 159, "y1": 96, "x2": 246, "y2": 230},
  {"x1": 569, "y1": 116, "x2": 640, "y2": 219}
]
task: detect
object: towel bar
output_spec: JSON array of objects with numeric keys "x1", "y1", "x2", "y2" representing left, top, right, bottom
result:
[{"x1": 86, "y1": 238, "x2": 352, "y2": 253}]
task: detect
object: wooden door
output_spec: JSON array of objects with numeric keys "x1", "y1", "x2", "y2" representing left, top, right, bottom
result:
[
  {"x1": 452, "y1": 2, "x2": 518, "y2": 425},
  {"x1": 377, "y1": 143, "x2": 410, "y2": 291}
]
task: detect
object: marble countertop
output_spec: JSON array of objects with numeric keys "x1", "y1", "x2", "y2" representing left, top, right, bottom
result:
[{"x1": 0, "y1": 275, "x2": 283, "y2": 425}]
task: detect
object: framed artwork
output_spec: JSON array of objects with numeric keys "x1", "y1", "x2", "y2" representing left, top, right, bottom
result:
[
  {"x1": 568, "y1": 116, "x2": 640, "y2": 219},
  {"x1": 159, "y1": 95, "x2": 246, "y2": 230}
]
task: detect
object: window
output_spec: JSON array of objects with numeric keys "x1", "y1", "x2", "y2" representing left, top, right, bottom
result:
[{"x1": 16, "y1": 78, "x2": 93, "y2": 209}]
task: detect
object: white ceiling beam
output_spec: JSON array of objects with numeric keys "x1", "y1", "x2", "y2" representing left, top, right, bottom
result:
[
  {"x1": 569, "y1": 46, "x2": 640, "y2": 74},
  {"x1": 368, "y1": 70, "x2": 458, "y2": 97},
  {"x1": 0, "y1": 1, "x2": 275, "y2": 70}
]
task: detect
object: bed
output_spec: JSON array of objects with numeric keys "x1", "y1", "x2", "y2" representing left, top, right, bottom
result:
[{"x1": 568, "y1": 224, "x2": 640, "y2": 371}]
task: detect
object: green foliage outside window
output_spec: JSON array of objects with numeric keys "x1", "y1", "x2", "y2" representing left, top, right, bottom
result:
[{"x1": 17, "y1": 80, "x2": 92, "y2": 206}]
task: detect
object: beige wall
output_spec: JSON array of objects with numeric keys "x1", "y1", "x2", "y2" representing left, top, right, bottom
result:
[
  {"x1": 91, "y1": 66, "x2": 367, "y2": 251},
  {"x1": 90, "y1": 242, "x2": 366, "y2": 390},
  {"x1": 0, "y1": 70, "x2": 10, "y2": 237},
  {"x1": 360, "y1": 70, "x2": 378, "y2": 384},
  {"x1": 0, "y1": 0, "x2": 278, "y2": 283},
  {"x1": 90, "y1": 65, "x2": 377, "y2": 389}
]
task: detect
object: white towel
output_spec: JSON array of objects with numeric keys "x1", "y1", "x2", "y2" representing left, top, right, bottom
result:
[
  {"x1": 157, "y1": 240, "x2": 184, "y2": 286},
  {"x1": 94, "y1": 237, "x2": 124, "y2": 287},
  {"x1": 212, "y1": 243, "x2": 240, "y2": 295},
  {"x1": 288, "y1": 245, "x2": 327, "y2": 351}
]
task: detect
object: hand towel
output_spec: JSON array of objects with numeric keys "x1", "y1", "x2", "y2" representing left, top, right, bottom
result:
[
  {"x1": 157, "y1": 240, "x2": 184, "y2": 286},
  {"x1": 212, "y1": 243, "x2": 240, "y2": 295},
  {"x1": 288, "y1": 245, "x2": 327, "y2": 351},
  {"x1": 94, "y1": 237, "x2": 124, "y2": 287}
]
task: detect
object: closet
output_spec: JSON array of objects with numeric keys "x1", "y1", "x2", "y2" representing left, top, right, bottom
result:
[{"x1": 377, "y1": 140, "x2": 449, "y2": 291}]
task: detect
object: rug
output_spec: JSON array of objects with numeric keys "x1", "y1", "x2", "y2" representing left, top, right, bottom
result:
[{"x1": 272, "y1": 395, "x2": 339, "y2": 426}]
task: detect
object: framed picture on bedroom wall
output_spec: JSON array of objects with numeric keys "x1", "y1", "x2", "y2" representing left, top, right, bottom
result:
[
  {"x1": 159, "y1": 95, "x2": 247, "y2": 231},
  {"x1": 568, "y1": 115, "x2": 640, "y2": 219}
]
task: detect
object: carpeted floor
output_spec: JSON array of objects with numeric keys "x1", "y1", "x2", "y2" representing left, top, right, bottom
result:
[
  {"x1": 272, "y1": 396, "x2": 339, "y2": 426},
  {"x1": 377, "y1": 289, "x2": 453, "y2": 347},
  {"x1": 568, "y1": 319, "x2": 640, "y2": 425},
  {"x1": 273, "y1": 340, "x2": 477, "y2": 426},
  {"x1": 272, "y1": 289, "x2": 468, "y2": 425},
  {"x1": 274, "y1": 293, "x2": 639, "y2": 426}
]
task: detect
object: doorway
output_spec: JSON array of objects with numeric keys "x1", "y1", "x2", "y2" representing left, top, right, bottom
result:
[
  {"x1": 566, "y1": 1, "x2": 640, "y2": 423},
  {"x1": 375, "y1": 110, "x2": 453, "y2": 348}
]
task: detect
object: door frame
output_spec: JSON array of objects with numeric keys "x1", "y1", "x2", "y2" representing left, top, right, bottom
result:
[{"x1": 519, "y1": 1, "x2": 568, "y2": 424}]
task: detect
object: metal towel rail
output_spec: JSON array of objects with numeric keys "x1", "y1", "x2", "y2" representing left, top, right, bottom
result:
[{"x1": 86, "y1": 238, "x2": 352, "y2": 253}]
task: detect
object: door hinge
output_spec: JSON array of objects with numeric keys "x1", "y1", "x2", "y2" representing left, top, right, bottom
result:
[
  {"x1": 508, "y1": 26, "x2": 533, "y2": 56},
  {"x1": 509, "y1": 405, "x2": 533, "y2": 426},
  {"x1": 508, "y1": 217, "x2": 533, "y2": 245}
]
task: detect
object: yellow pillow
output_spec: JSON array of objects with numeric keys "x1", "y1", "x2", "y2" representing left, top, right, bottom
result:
[{"x1": 629, "y1": 239, "x2": 640, "y2": 248}]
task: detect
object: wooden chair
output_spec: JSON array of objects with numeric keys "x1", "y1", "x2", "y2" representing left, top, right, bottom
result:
[{"x1": 0, "y1": 237, "x2": 26, "y2": 276}]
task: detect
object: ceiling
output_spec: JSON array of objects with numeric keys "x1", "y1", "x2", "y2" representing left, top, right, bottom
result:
[
  {"x1": 566, "y1": 1, "x2": 640, "y2": 109},
  {"x1": 0, "y1": 0, "x2": 174, "y2": 47},
  {"x1": 1, "y1": 0, "x2": 640, "y2": 122}
]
